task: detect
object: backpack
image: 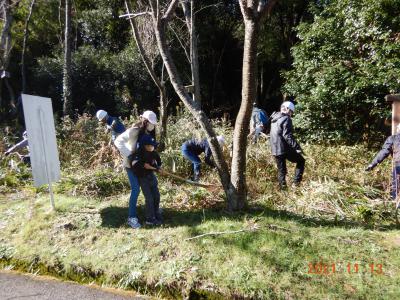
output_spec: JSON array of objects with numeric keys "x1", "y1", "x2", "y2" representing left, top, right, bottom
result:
[{"x1": 258, "y1": 109, "x2": 268, "y2": 126}]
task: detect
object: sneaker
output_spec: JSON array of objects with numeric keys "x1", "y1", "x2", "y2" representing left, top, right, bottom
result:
[
  {"x1": 292, "y1": 181, "x2": 301, "y2": 188},
  {"x1": 279, "y1": 182, "x2": 287, "y2": 191},
  {"x1": 191, "y1": 175, "x2": 200, "y2": 182},
  {"x1": 156, "y1": 208, "x2": 163, "y2": 222},
  {"x1": 127, "y1": 217, "x2": 141, "y2": 229}
]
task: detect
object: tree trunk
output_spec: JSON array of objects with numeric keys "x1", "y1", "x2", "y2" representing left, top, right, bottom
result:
[
  {"x1": 181, "y1": 0, "x2": 201, "y2": 106},
  {"x1": 145, "y1": 0, "x2": 276, "y2": 211},
  {"x1": 21, "y1": 0, "x2": 36, "y2": 93},
  {"x1": 62, "y1": 0, "x2": 72, "y2": 117},
  {"x1": 0, "y1": 0, "x2": 15, "y2": 109},
  {"x1": 230, "y1": 20, "x2": 258, "y2": 210},
  {"x1": 153, "y1": 16, "x2": 234, "y2": 204},
  {"x1": 158, "y1": 84, "x2": 168, "y2": 151}
]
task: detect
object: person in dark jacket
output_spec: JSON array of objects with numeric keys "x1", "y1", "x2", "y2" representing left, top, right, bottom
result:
[
  {"x1": 96, "y1": 109, "x2": 126, "y2": 142},
  {"x1": 366, "y1": 126, "x2": 400, "y2": 203},
  {"x1": 270, "y1": 101, "x2": 305, "y2": 188},
  {"x1": 181, "y1": 136, "x2": 225, "y2": 182},
  {"x1": 133, "y1": 134, "x2": 163, "y2": 225}
]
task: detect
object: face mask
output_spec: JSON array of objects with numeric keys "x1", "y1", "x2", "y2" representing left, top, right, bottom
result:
[{"x1": 146, "y1": 123, "x2": 155, "y2": 132}]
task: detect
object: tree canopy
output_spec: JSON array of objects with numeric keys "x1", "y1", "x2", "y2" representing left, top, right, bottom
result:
[{"x1": 284, "y1": 0, "x2": 400, "y2": 143}]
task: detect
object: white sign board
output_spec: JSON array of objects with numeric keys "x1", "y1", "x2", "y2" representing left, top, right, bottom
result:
[{"x1": 22, "y1": 94, "x2": 60, "y2": 187}]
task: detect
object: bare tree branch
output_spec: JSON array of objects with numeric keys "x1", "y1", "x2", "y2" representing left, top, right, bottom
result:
[
  {"x1": 124, "y1": 0, "x2": 163, "y2": 91},
  {"x1": 193, "y1": 3, "x2": 221, "y2": 16},
  {"x1": 168, "y1": 23, "x2": 190, "y2": 63},
  {"x1": 162, "y1": 0, "x2": 179, "y2": 21},
  {"x1": 119, "y1": 12, "x2": 150, "y2": 18}
]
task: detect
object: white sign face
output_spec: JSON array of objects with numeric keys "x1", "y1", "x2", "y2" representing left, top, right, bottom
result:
[{"x1": 22, "y1": 94, "x2": 60, "y2": 187}]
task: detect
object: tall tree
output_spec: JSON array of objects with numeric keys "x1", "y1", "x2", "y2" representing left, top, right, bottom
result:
[
  {"x1": 0, "y1": 0, "x2": 20, "y2": 110},
  {"x1": 62, "y1": 0, "x2": 72, "y2": 116},
  {"x1": 20, "y1": 0, "x2": 36, "y2": 93},
  {"x1": 127, "y1": 0, "x2": 277, "y2": 210},
  {"x1": 231, "y1": 0, "x2": 277, "y2": 206},
  {"x1": 181, "y1": 0, "x2": 201, "y2": 106}
]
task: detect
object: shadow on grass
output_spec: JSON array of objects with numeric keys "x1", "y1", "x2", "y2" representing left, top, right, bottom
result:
[
  {"x1": 100, "y1": 205, "x2": 232, "y2": 228},
  {"x1": 100, "y1": 204, "x2": 400, "y2": 231}
]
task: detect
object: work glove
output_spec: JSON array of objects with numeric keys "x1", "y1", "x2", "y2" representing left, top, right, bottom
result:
[
  {"x1": 296, "y1": 149, "x2": 305, "y2": 156},
  {"x1": 365, "y1": 164, "x2": 374, "y2": 172}
]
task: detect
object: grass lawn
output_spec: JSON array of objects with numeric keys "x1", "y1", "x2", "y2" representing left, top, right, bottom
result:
[{"x1": 1, "y1": 187, "x2": 399, "y2": 299}]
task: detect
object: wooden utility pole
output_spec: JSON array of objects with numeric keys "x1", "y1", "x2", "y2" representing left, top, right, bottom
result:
[{"x1": 386, "y1": 94, "x2": 400, "y2": 135}]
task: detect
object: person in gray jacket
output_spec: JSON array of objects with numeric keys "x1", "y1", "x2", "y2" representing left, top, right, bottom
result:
[{"x1": 270, "y1": 101, "x2": 305, "y2": 188}]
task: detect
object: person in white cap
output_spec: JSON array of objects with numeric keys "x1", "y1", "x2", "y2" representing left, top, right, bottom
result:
[
  {"x1": 181, "y1": 135, "x2": 225, "y2": 182},
  {"x1": 96, "y1": 109, "x2": 126, "y2": 142},
  {"x1": 270, "y1": 101, "x2": 305, "y2": 189},
  {"x1": 114, "y1": 110, "x2": 158, "y2": 229}
]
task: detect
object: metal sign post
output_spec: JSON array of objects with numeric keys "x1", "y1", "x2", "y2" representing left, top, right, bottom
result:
[{"x1": 22, "y1": 94, "x2": 60, "y2": 210}]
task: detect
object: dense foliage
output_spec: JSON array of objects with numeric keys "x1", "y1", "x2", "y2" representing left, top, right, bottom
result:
[
  {"x1": 284, "y1": 0, "x2": 400, "y2": 143},
  {"x1": 0, "y1": 0, "x2": 317, "y2": 124}
]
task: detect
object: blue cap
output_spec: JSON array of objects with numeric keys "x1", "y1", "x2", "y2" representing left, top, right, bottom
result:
[{"x1": 139, "y1": 134, "x2": 158, "y2": 147}]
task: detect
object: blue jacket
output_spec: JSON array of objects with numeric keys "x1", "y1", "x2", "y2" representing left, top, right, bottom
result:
[
  {"x1": 106, "y1": 116, "x2": 125, "y2": 140},
  {"x1": 182, "y1": 139, "x2": 214, "y2": 166}
]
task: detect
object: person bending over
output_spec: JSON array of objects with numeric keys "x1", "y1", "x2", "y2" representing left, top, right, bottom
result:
[{"x1": 181, "y1": 136, "x2": 225, "y2": 182}]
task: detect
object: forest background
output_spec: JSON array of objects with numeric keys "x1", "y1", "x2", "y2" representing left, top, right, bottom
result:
[{"x1": 1, "y1": 1, "x2": 400, "y2": 299}]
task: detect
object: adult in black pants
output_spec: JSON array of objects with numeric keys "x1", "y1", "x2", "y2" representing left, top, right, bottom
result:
[{"x1": 270, "y1": 101, "x2": 305, "y2": 189}]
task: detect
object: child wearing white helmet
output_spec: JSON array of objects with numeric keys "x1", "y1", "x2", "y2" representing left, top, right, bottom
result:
[
  {"x1": 95, "y1": 109, "x2": 126, "y2": 142},
  {"x1": 114, "y1": 110, "x2": 158, "y2": 229}
]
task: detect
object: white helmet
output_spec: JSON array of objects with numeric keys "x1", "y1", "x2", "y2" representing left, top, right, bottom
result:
[
  {"x1": 141, "y1": 110, "x2": 157, "y2": 124},
  {"x1": 281, "y1": 101, "x2": 295, "y2": 113},
  {"x1": 96, "y1": 110, "x2": 108, "y2": 121},
  {"x1": 217, "y1": 135, "x2": 225, "y2": 147}
]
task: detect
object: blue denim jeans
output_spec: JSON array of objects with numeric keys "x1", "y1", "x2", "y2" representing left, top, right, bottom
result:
[
  {"x1": 126, "y1": 168, "x2": 140, "y2": 218},
  {"x1": 138, "y1": 173, "x2": 160, "y2": 221},
  {"x1": 181, "y1": 145, "x2": 201, "y2": 177},
  {"x1": 391, "y1": 166, "x2": 400, "y2": 199}
]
